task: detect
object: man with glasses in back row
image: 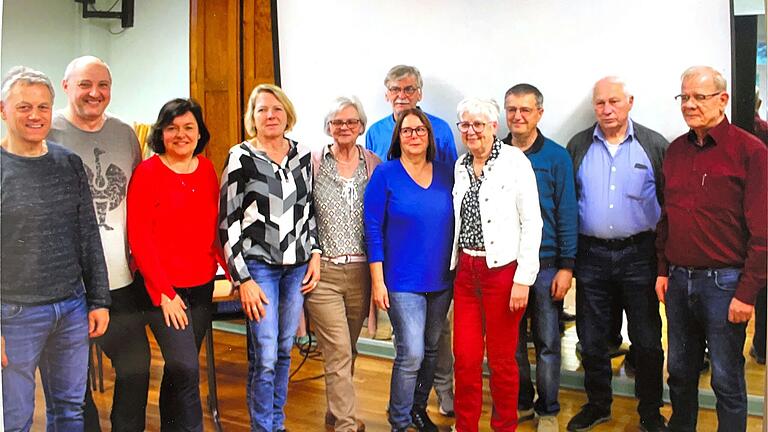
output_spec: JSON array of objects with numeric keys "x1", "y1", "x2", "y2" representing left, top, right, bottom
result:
[
  {"x1": 366, "y1": 64, "x2": 459, "y2": 423},
  {"x1": 655, "y1": 65, "x2": 767, "y2": 432}
]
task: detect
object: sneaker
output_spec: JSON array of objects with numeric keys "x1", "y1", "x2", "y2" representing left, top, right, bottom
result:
[
  {"x1": 750, "y1": 346, "x2": 766, "y2": 365},
  {"x1": 410, "y1": 406, "x2": 438, "y2": 432},
  {"x1": 639, "y1": 414, "x2": 669, "y2": 432},
  {"x1": 566, "y1": 405, "x2": 610, "y2": 431},
  {"x1": 537, "y1": 415, "x2": 559, "y2": 432},
  {"x1": 438, "y1": 405, "x2": 455, "y2": 417},
  {"x1": 518, "y1": 407, "x2": 535, "y2": 423}
]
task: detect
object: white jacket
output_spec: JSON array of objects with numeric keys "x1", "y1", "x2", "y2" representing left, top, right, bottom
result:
[{"x1": 450, "y1": 143, "x2": 543, "y2": 286}]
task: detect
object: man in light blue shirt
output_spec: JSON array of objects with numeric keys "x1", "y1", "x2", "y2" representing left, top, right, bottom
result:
[
  {"x1": 565, "y1": 77, "x2": 669, "y2": 432},
  {"x1": 365, "y1": 65, "x2": 457, "y2": 165}
]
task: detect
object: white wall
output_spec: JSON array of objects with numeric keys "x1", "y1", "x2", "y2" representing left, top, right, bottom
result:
[
  {"x1": 1, "y1": 0, "x2": 189, "y2": 125},
  {"x1": 276, "y1": 0, "x2": 732, "y2": 151}
]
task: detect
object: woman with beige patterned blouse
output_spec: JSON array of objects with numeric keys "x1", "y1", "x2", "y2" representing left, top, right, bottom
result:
[{"x1": 307, "y1": 96, "x2": 381, "y2": 432}]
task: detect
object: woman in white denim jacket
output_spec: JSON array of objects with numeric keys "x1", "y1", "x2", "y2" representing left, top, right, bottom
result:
[{"x1": 450, "y1": 97, "x2": 542, "y2": 432}]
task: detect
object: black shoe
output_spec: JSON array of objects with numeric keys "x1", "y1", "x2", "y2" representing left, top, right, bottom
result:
[
  {"x1": 560, "y1": 310, "x2": 576, "y2": 322},
  {"x1": 639, "y1": 414, "x2": 669, "y2": 432},
  {"x1": 750, "y1": 346, "x2": 766, "y2": 365},
  {"x1": 566, "y1": 405, "x2": 610, "y2": 431},
  {"x1": 410, "y1": 406, "x2": 438, "y2": 432}
]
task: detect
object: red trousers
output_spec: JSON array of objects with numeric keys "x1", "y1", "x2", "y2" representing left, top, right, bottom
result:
[{"x1": 453, "y1": 252, "x2": 524, "y2": 432}]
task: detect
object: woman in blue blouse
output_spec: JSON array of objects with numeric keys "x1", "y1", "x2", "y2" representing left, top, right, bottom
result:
[{"x1": 364, "y1": 108, "x2": 454, "y2": 432}]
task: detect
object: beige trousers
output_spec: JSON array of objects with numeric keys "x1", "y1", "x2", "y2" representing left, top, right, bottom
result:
[{"x1": 304, "y1": 260, "x2": 371, "y2": 432}]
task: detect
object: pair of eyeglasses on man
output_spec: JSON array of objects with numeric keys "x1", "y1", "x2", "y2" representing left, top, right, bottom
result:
[
  {"x1": 673, "y1": 92, "x2": 722, "y2": 103},
  {"x1": 400, "y1": 126, "x2": 429, "y2": 137},
  {"x1": 456, "y1": 121, "x2": 487, "y2": 133},
  {"x1": 505, "y1": 107, "x2": 540, "y2": 116},
  {"x1": 387, "y1": 86, "x2": 420, "y2": 96},
  {"x1": 329, "y1": 119, "x2": 361, "y2": 128}
]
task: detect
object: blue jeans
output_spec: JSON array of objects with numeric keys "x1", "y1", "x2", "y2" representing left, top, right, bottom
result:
[
  {"x1": 145, "y1": 280, "x2": 214, "y2": 432},
  {"x1": 2, "y1": 291, "x2": 89, "y2": 432},
  {"x1": 516, "y1": 266, "x2": 561, "y2": 415},
  {"x1": 575, "y1": 234, "x2": 663, "y2": 419},
  {"x1": 245, "y1": 260, "x2": 307, "y2": 432},
  {"x1": 387, "y1": 288, "x2": 453, "y2": 429},
  {"x1": 665, "y1": 266, "x2": 747, "y2": 432}
]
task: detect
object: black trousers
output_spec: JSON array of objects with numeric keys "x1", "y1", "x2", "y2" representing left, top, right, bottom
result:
[
  {"x1": 84, "y1": 277, "x2": 151, "y2": 432},
  {"x1": 145, "y1": 280, "x2": 214, "y2": 432}
]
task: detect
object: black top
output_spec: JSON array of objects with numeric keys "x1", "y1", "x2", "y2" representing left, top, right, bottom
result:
[{"x1": 1, "y1": 143, "x2": 109, "y2": 308}]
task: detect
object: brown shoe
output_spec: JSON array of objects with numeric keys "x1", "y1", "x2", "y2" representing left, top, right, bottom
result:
[{"x1": 325, "y1": 411, "x2": 366, "y2": 431}]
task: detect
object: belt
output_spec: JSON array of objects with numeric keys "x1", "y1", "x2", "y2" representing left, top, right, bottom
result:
[
  {"x1": 579, "y1": 231, "x2": 654, "y2": 249},
  {"x1": 461, "y1": 248, "x2": 487, "y2": 257},
  {"x1": 321, "y1": 255, "x2": 367, "y2": 265},
  {"x1": 669, "y1": 265, "x2": 740, "y2": 279}
]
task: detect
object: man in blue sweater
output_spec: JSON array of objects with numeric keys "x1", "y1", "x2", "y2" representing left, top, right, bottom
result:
[
  {"x1": 366, "y1": 65, "x2": 458, "y2": 165},
  {"x1": 501, "y1": 83, "x2": 577, "y2": 432}
]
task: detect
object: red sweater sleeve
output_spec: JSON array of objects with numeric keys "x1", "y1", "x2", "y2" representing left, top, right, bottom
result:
[{"x1": 127, "y1": 158, "x2": 177, "y2": 306}]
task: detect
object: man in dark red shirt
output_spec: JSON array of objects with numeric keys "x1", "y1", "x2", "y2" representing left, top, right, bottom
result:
[{"x1": 655, "y1": 66, "x2": 767, "y2": 432}]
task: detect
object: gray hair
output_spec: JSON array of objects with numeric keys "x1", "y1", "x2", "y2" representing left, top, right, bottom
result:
[
  {"x1": 63, "y1": 55, "x2": 112, "y2": 82},
  {"x1": 323, "y1": 95, "x2": 367, "y2": 136},
  {"x1": 681, "y1": 66, "x2": 727, "y2": 92},
  {"x1": 504, "y1": 83, "x2": 544, "y2": 109},
  {"x1": 384, "y1": 65, "x2": 423, "y2": 89},
  {"x1": 456, "y1": 97, "x2": 500, "y2": 123},
  {"x1": 1, "y1": 66, "x2": 55, "y2": 103},
  {"x1": 592, "y1": 76, "x2": 633, "y2": 101}
]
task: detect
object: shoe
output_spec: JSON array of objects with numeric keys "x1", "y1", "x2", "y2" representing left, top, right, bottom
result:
[
  {"x1": 410, "y1": 406, "x2": 438, "y2": 432},
  {"x1": 639, "y1": 414, "x2": 669, "y2": 432},
  {"x1": 560, "y1": 310, "x2": 576, "y2": 322},
  {"x1": 750, "y1": 346, "x2": 766, "y2": 365},
  {"x1": 537, "y1": 415, "x2": 559, "y2": 432},
  {"x1": 566, "y1": 405, "x2": 610, "y2": 431},
  {"x1": 325, "y1": 411, "x2": 366, "y2": 431},
  {"x1": 437, "y1": 391, "x2": 455, "y2": 417},
  {"x1": 518, "y1": 407, "x2": 535, "y2": 423}
]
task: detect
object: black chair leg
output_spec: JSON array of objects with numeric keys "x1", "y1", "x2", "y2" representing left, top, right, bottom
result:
[
  {"x1": 206, "y1": 325, "x2": 223, "y2": 432},
  {"x1": 95, "y1": 343, "x2": 105, "y2": 393}
]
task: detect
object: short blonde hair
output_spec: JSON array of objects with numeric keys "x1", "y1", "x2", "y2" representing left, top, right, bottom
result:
[{"x1": 244, "y1": 84, "x2": 297, "y2": 137}]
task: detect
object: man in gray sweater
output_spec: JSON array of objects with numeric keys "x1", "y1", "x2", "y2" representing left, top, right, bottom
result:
[
  {"x1": 48, "y1": 55, "x2": 148, "y2": 432},
  {"x1": 1, "y1": 66, "x2": 110, "y2": 431}
]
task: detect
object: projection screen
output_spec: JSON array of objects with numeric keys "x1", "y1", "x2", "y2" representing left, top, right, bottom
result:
[{"x1": 275, "y1": 0, "x2": 732, "y2": 153}]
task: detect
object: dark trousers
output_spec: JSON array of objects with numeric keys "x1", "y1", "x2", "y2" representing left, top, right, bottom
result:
[
  {"x1": 146, "y1": 281, "x2": 214, "y2": 432},
  {"x1": 83, "y1": 279, "x2": 151, "y2": 432},
  {"x1": 753, "y1": 287, "x2": 766, "y2": 359},
  {"x1": 574, "y1": 234, "x2": 664, "y2": 420}
]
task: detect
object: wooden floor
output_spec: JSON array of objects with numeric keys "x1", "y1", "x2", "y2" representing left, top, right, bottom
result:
[{"x1": 32, "y1": 328, "x2": 765, "y2": 431}]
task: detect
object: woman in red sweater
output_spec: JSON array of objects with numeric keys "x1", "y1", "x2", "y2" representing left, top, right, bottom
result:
[{"x1": 127, "y1": 98, "x2": 225, "y2": 431}]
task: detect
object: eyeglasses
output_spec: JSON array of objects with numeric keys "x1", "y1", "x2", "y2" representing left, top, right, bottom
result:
[
  {"x1": 456, "y1": 121, "x2": 487, "y2": 133},
  {"x1": 387, "y1": 86, "x2": 420, "y2": 96},
  {"x1": 674, "y1": 92, "x2": 722, "y2": 104},
  {"x1": 400, "y1": 126, "x2": 429, "y2": 137},
  {"x1": 329, "y1": 119, "x2": 361, "y2": 128},
  {"x1": 505, "y1": 106, "x2": 540, "y2": 117}
]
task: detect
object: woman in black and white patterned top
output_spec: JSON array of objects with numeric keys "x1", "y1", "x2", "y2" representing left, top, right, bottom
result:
[{"x1": 219, "y1": 84, "x2": 321, "y2": 432}]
